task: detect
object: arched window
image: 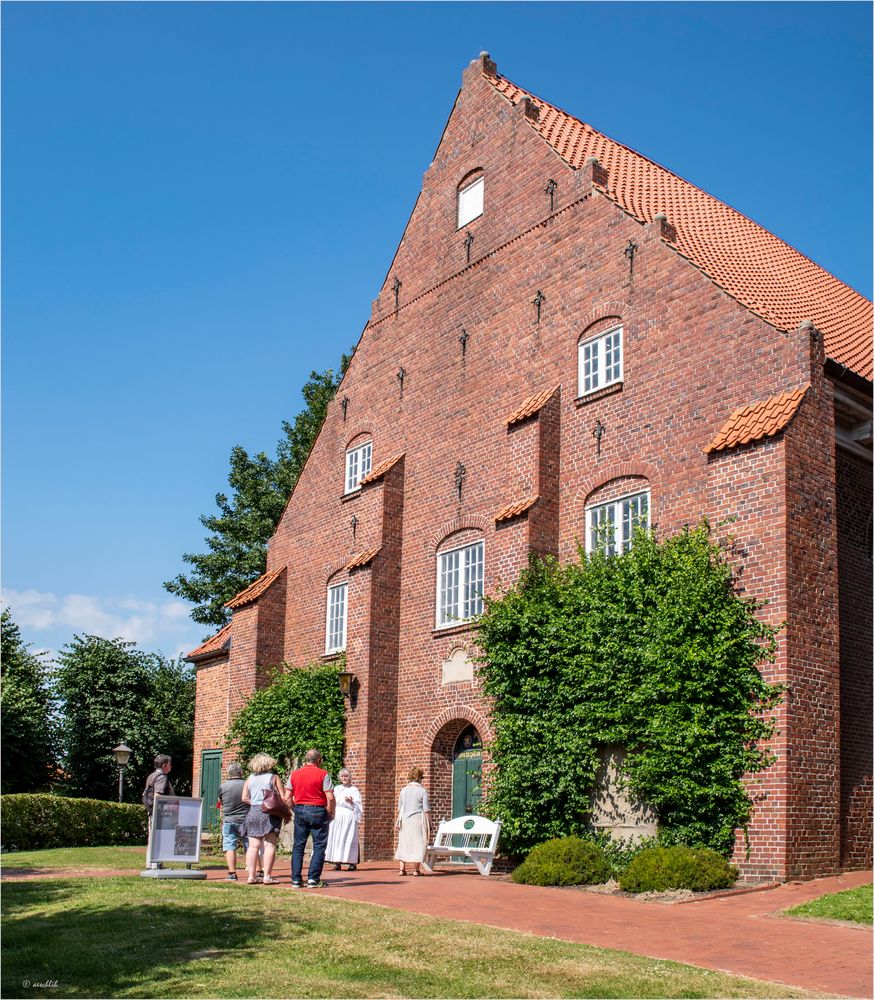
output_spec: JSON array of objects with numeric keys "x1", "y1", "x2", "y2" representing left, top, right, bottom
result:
[
  {"x1": 578, "y1": 324, "x2": 623, "y2": 397},
  {"x1": 457, "y1": 173, "x2": 484, "y2": 229},
  {"x1": 585, "y1": 487, "x2": 649, "y2": 556},
  {"x1": 436, "y1": 537, "x2": 484, "y2": 627},
  {"x1": 325, "y1": 579, "x2": 348, "y2": 654},
  {"x1": 344, "y1": 440, "x2": 372, "y2": 494}
]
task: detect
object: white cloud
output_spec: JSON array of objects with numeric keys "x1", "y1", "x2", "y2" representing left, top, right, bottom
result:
[{"x1": 1, "y1": 588, "x2": 200, "y2": 658}]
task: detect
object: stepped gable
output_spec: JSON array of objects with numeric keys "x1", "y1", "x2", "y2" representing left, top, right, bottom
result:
[
  {"x1": 486, "y1": 71, "x2": 872, "y2": 380},
  {"x1": 706, "y1": 384, "x2": 810, "y2": 453},
  {"x1": 224, "y1": 567, "x2": 285, "y2": 610},
  {"x1": 186, "y1": 622, "x2": 231, "y2": 661}
]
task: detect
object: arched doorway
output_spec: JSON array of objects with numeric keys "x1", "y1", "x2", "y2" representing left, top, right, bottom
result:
[{"x1": 451, "y1": 725, "x2": 482, "y2": 817}]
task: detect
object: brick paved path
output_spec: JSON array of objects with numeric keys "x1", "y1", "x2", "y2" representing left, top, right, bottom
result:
[{"x1": 4, "y1": 859, "x2": 871, "y2": 996}]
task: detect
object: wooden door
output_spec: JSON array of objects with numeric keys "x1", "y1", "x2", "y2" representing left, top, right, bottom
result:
[{"x1": 200, "y1": 750, "x2": 222, "y2": 830}]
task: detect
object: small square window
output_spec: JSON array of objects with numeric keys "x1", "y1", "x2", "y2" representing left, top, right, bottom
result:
[
  {"x1": 457, "y1": 176, "x2": 484, "y2": 229},
  {"x1": 345, "y1": 441, "x2": 372, "y2": 494},
  {"x1": 578, "y1": 326, "x2": 623, "y2": 397},
  {"x1": 325, "y1": 582, "x2": 347, "y2": 653},
  {"x1": 586, "y1": 490, "x2": 649, "y2": 556},
  {"x1": 436, "y1": 541, "x2": 484, "y2": 627}
]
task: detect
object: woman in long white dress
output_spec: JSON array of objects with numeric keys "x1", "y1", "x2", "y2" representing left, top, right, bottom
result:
[
  {"x1": 326, "y1": 768, "x2": 362, "y2": 871},
  {"x1": 394, "y1": 766, "x2": 430, "y2": 876}
]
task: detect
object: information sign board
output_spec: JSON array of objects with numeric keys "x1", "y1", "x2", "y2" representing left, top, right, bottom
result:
[{"x1": 146, "y1": 795, "x2": 204, "y2": 864}]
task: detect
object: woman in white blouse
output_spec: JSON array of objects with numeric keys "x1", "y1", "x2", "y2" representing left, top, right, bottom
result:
[
  {"x1": 326, "y1": 767, "x2": 362, "y2": 871},
  {"x1": 394, "y1": 765, "x2": 430, "y2": 876}
]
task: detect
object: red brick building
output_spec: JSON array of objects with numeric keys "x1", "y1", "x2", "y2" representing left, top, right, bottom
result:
[{"x1": 189, "y1": 55, "x2": 872, "y2": 880}]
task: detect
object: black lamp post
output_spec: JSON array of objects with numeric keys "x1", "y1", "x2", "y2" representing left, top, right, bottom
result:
[{"x1": 113, "y1": 744, "x2": 131, "y2": 803}]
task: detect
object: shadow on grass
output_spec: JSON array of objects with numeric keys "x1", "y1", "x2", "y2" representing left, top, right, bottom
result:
[{"x1": 2, "y1": 879, "x2": 316, "y2": 998}]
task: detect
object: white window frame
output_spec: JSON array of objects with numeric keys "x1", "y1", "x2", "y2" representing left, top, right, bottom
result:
[
  {"x1": 577, "y1": 325, "x2": 624, "y2": 397},
  {"x1": 457, "y1": 176, "x2": 484, "y2": 229},
  {"x1": 325, "y1": 582, "x2": 348, "y2": 654},
  {"x1": 435, "y1": 540, "x2": 485, "y2": 628},
  {"x1": 585, "y1": 489, "x2": 650, "y2": 557},
  {"x1": 344, "y1": 441, "x2": 372, "y2": 494}
]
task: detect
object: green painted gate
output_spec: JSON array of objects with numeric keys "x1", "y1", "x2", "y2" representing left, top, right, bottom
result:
[{"x1": 200, "y1": 749, "x2": 223, "y2": 830}]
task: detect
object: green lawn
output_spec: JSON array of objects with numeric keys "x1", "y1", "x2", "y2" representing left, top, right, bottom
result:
[
  {"x1": 785, "y1": 884, "x2": 872, "y2": 925},
  {"x1": 1, "y1": 846, "x2": 226, "y2": 872},
  {"x1": 2, "y1": 874, "x2": 821, "y2": 999}
]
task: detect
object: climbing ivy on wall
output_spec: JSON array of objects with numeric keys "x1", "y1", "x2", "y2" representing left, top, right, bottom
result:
[
  {"x1": 477, "y1": 525, "x2": 782, "y2": 857},
  {"x1": 226, "y1": 661, "x2": 346, "y2": 779}
]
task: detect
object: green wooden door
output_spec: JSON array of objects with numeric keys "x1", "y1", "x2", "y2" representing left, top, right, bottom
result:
[
  {"x1": 451, "y1": 726, "x2": 482, "y2": 817},
  {"x1": 200, "y1": 750, "x2": 223, "y2": 830}
]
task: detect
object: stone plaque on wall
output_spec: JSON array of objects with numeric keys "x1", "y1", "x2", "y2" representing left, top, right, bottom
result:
[
  {"x1": 441, "y1": 648, "x2": 474, "y2": 685},
  {"x1": 589, "y1": 745, "x2": 658, "y2": 841}
]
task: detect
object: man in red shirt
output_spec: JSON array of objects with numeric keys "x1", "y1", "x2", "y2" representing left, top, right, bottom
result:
[{"x1": 286, "y1": 748, "x2": 335, "y2": 887}]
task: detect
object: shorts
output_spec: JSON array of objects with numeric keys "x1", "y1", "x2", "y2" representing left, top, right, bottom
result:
[{"x1": 222, "y1": 820, "x2": 249, "y2": 852}]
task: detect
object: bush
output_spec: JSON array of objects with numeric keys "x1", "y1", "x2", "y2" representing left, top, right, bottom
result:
[
  {"x1": 619, "y1": 845, "x2": 737, "y2": 893},
  {"x1": 581, "y1": 831, "x2": 660, "y2": 875},
  {"x1": 0, "y1": 794, "x2": 148, "y2": 852},
  {"x1": 512, "y1": 836, "x2": 612, "y2": 886}
]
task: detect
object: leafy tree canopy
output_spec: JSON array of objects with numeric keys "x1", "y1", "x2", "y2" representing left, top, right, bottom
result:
[
  {"x1": 477, "y1": 524, "x2": 782, "y2": 857},
  {"x1": 226, "y1": 662, "x2": 346, "y2": 779},
  {"x1": 165, "y1": 359, "x2": 351, "y2": 628},
  {"x1": 54, "y1": 635, "x2": 195, "y2": 800},
  {"x1": 1, "y1": 608, "x2": 57, "y2": 793}
]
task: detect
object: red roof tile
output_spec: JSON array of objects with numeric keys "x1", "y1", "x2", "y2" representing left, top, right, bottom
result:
[
  {"x1": 346, "y1": 547, "x2": 381, "y2": 572},
  {"x1": 706, "y1": 385, "x2": 809, "y2": 453},
  {"x1": 494, "y1": 495, "x2": 540, "y2": 523},
  {"x1": 224, "y1": 567, "x2": 285, "y2": 610},
  {"x1": 506, "y1": 385, "x2": 560, "y2": 427},
  {"x1": 487, "y1": 74, "x2": 872, "y2": 380},
  {"x1": 360, "y1": 453, "x2": 404, "y2": 487},
  {"x1": 186, "y1": 623, "x2": 232, "y2": 661}
]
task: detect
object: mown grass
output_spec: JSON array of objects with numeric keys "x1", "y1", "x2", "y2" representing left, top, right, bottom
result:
[
  {"x1": 785, "y1": 884, "x2": 872, "y2": 925},
  {"x1": 1, "y1": 846, "x2": 226, "y2": 872},
  {"x1": 2, "y1": 876, "x2": 821, "y2": 999}
]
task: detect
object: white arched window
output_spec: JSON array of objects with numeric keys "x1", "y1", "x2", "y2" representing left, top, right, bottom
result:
[
  {"x1": 578, "y1": 325, "x2": 623, "y2": 397},
  {"x1": 325, "y1": 581, "x2": 348, "y2": 653},
  {"x1": 436, "y1": 539, "x2": 484, "y2": 627},
  {"x1": 586, "y1": 489, "x2": 649, "y2": 557},
  {"x1": 344, "y1": 440, "x2": 372, "y2": 493},
  {"x1": 457, "y1": 176, "x2": 484, "y2": 229}
]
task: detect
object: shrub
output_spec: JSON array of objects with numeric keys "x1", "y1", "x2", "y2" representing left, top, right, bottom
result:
[
  {"x1": 0, "y1": 794, "x2": 148, "y2": 852},
  {"x1": 512, "y1": 836, "x2": 612, "y2": 886},
  {"x1": 619, "y1": 845, "x2": 737, "y2": 893},
  {"x1": 581, "y1": 831, "x2": 660, "y2": 875}
]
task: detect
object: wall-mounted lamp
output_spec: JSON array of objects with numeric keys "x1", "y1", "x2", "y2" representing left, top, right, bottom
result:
[{"x1": 338, "y1": 671, "x2": 355, "y2": 699}]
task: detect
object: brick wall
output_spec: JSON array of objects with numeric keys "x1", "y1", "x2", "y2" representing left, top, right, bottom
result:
[{"x1": 194, "y1": 58, "x2": 870, "y2": 874}]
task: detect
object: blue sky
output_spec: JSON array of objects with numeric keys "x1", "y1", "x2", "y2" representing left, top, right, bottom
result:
[{"x1": 3, "y1": 2, "x2": 871, "y2": 662}]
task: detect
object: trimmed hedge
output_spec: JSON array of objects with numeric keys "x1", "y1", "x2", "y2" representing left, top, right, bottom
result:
[
  {"x1": 1, "y1": 794, "x2": 148, "y2": 852},
  {"x1": 512, "y1": 836, "x2": 612, "y2": 886},
  {"x1": 618, "y1": 845, "x2": 737, "y2": 893}
]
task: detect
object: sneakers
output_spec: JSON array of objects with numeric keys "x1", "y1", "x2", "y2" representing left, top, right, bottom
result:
[
  {"x1": 291, "y1": 879, "x2": 303, "y2": 888},
  {"x1": 225, "y1": 872, "x2": 238, "y2": 881},
  {"x1": 307, "y1": 879, "x2": 327, "y2": 888}
]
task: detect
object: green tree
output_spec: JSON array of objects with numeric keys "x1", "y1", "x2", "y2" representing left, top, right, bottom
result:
[
  {"x1": 165, "y1": 360, "x2": 350, "y2": 628},
  {"x1": 477, "y1": 524, "x2": 782, "y2": 857},
  {"x1": 54, "y1": 635, "x2": 195, "y2": 800},
  {"x1": 226, "y1": 662, "x2": 346, "y2": 779},
  {"x1": 1, "y1": 609, "x2": 57, "y2": 793}
]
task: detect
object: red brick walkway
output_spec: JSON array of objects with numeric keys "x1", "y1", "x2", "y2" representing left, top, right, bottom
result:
[{"x1": 4, "y1": 860, "x2": 871, "y2": 996}]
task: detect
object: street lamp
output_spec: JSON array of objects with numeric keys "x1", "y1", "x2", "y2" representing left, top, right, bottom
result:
[{"x1": 113, "y1": 744, "x2": 131, "y2": 803}]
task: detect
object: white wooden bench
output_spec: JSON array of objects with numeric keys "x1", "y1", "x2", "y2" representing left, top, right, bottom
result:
[{"x1": 424, "y1": 815, "x2": 502, "y2": 876}]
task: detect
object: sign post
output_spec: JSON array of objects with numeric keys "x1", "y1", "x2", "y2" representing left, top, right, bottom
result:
[{"x1": 141, "y1": 794, "x2": 208, "y2": 879}]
